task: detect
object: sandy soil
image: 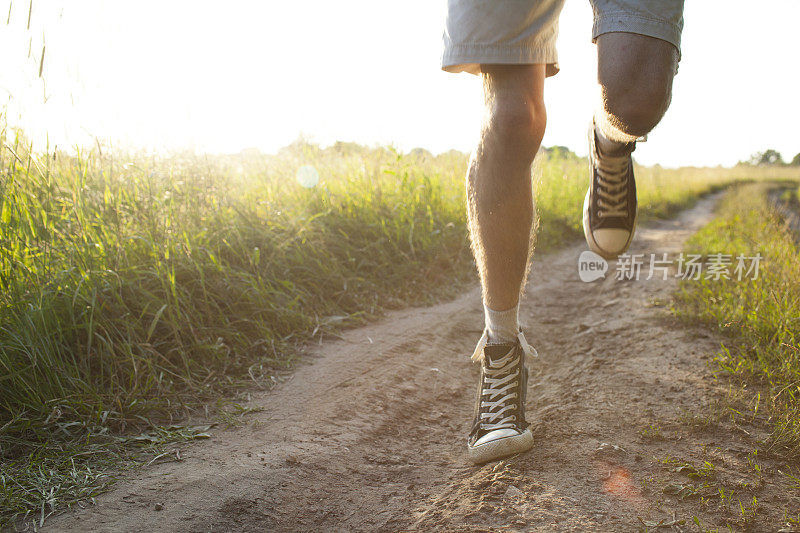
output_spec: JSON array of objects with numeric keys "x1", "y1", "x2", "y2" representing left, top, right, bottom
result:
[{"x1": 46, "y1": 194, "x2": 799, "y2": 532}]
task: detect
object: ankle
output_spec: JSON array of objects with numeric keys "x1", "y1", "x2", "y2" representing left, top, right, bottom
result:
[
  {"x1": 483, "y1": 302, "x2": 520, "y2": 343},
  {"x1": 594, "y1": 115, "x2": 637, "y2": 156},
  {"x1": 595, "y1": 127, "x2": 635, "y2": 157}
]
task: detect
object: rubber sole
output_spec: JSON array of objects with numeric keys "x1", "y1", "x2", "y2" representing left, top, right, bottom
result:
[{"x1": 467, "y1": 429, "x2": 534, "y2": 465}]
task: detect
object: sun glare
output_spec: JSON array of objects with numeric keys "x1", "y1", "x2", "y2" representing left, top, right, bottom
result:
[
  {"x1": 296, "y1": 164, "x2": 320, "y2": 188},
  {"x1": 1, "y1": 1, "x2": 799, "y2": 166}
]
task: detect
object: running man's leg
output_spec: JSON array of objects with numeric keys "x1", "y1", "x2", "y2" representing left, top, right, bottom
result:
[
  {"x1": 590, "y1": 0, "x2": 684, "y2": 149},
  {"x1": 442, "y1": 0, "x2": 562, "y2": 335},
  {"x1": 595, "y1": 32, "x2": 678, "y2": 152},
  {"x1": 468, "y1": 65, "x2": 546, "y2": 316},
  {"x1": 442, "y1": 0, "x2": 561, "y2": 463},
  {"x1": 462, "y1": 68, "x2": 546, "y2": 464},
  {"x1": 583, "y1": 1, "x2": 684, "y2": 258}
]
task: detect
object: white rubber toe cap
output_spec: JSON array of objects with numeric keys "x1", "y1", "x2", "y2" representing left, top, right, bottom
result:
[
  {"x1": 473, "y1": 428, "x2": 519, "y2": 447},
  {"x1": 582, "y1": 188, "x2": 636, "y2": 260},
  {"x1": 591, "y1": 228, "x2": 632, "y2": 257},
  {"x1": 468, "y1": 428, "x2": 533, "y2": 464}
]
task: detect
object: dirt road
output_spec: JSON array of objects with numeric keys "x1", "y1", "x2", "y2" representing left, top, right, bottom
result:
[{"x1": 47, "y1": 194, "x2": 798, "y2": 532}]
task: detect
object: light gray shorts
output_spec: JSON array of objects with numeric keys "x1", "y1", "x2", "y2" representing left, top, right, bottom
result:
[{"x1": 442, "y1": 0, "x2": 684, "y2": 77}]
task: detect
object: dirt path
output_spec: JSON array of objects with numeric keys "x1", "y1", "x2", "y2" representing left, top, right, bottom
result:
[{"x1": 47, "y1": 194, "x2": 798, "y2": 532}]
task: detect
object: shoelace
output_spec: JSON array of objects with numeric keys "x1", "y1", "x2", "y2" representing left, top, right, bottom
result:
[
  {"x1": 478, "y1": 347, "x2": 521, "y2": 431},
  {"x1": 471, "y1": 330, "x2": 537, "y2": 363},
  {"x1": 470, "y1": 331, "x2": 537, "y2": 432},
  {"x1": 595, "y1": 151, "x2": 631, "y2": 218}
]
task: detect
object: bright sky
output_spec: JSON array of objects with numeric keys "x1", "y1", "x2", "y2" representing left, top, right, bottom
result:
[{"x1": 1, "y1": 0, "x2": 799, "y2": 167}]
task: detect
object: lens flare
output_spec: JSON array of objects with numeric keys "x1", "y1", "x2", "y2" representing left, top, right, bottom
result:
[
  {"x1": 296, "y1": 165, "x2": 319, "y2": 188},
  {"x1": 601, "y1": 465, "x2": 643, "y2": 505}
]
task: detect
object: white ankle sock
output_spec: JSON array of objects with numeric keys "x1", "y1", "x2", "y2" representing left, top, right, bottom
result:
[
  {"x1": 594, "y1": 113, "x2": 638, "y2": 146},
  {"x1": 483, "y1": 302, "x2": 519, "y2": 343}
]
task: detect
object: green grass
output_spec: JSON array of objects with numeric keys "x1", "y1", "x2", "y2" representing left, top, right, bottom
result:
[
  {"x1": 673, "y1": 182, "x2": 800, "y2": 458},
  {"x1": 531, "y1": 153, "x2": 798, "y2": 251},
  {"x1": 0, "y1": 137, "x2": 476, "y2": 526},
  {"x1": 2, "y1": 128, "x2": 798, "y2": 526}
]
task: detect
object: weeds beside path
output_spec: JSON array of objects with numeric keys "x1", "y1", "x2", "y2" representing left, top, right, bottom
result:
[{"x1": 675, "y1": 182, "x2": 800, "y2": 462}]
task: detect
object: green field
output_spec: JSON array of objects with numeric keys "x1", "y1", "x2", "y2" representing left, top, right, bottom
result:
[{"x1": 2, "y1": 129, "x2": 800, "y2": 525}]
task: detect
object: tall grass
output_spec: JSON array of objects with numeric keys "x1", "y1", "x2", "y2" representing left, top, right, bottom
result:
[
  {"x1": 0, "y1": 136, "x2": 477, "y2": 525},
  {"x1": 674, "y1": 182, "x2": 800, "y2": 457},
  {"x1": 0, "y1": 138, "x2": 474, "y2": 445},
  {"x1": 2, "y1": 131, "x2": 797, "y2": 525}
]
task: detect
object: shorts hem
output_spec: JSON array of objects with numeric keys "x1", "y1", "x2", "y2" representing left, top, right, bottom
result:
[
  {"x1": 592, "y1": 13, "x2": 683, "y2": 58},
  {"x1": 441, "y1": 43, "x2": 560, "y2": 77}
]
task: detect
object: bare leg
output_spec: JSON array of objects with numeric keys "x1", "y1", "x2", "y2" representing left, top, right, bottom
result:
[
  {"x1": 595, "y1": 32, "x2": 678, "y2": 152},
  {"x1": 467, "y1": 67, "x2": 546, "y2": 463},
  {"x1": 467, "y1": 64, "x2": 547, "y2": 312},
  {"x1": 582, "y1": 32, "x2": 680, "y2": 258}
]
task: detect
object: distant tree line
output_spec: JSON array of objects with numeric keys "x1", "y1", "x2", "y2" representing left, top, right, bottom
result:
[{"x1": 745, "y1": 149, "x2": 800, "y2": 166}]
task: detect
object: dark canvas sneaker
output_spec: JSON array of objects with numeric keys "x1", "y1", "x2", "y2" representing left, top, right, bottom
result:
[
  {"x1": 582, "y1": 123, "x2": 638, "y2": 259},
  {"x1": 467, "y1": 331, "x2": 536, "y2": 464}
]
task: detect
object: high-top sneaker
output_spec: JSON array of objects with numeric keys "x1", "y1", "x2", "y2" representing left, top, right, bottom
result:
[
  {"x1": 467, "y1": 331, "x2": 535, "y2": 464},
  {"x1": 582, "y1": 123, "x2": 638, "y2": 259}
]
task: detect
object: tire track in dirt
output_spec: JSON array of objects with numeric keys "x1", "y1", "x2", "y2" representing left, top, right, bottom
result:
[{"x1": 46, "y1": 193, "x2": 799, "y2": 532}]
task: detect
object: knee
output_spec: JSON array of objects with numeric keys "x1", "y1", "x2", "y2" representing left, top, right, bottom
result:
[
  {"x1": 597, "y1": 33, "x2": 678, "y2": 137},
  {"x1": 600, "y1": 78, "x2": 673, "y2": 137},
  {"x1": 487, "y1": 97, "x2": 547, "y2": 160}
]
